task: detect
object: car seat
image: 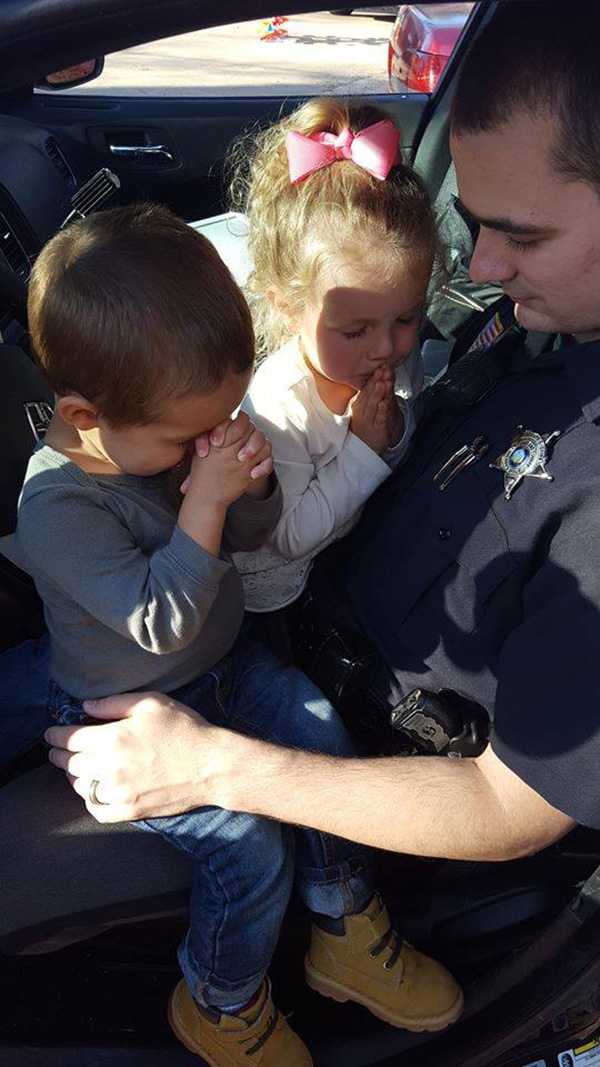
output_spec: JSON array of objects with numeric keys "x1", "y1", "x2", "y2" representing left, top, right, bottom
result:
[
  {"x1": 0, "y1": 345, "x2": 52, "y2": 650},
  {"x1": 0, "y1": 341, "x2": 191, "y2": 954}
]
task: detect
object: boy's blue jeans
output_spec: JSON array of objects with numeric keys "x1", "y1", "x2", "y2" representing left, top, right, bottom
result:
[{"x1": 48, "y1": 637, "x2": 374, "y2": 1010}]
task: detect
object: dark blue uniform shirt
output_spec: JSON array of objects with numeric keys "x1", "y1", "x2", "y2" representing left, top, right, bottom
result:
[{"x1": 313, "y1": 334, "x2": 600, "y2": 829}]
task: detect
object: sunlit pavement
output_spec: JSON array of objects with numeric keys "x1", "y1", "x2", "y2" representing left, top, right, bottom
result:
[{"x1": 49, "y1": 11, "x2": 393, "y2": 97}]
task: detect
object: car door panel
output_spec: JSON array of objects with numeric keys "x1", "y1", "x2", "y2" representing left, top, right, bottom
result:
[{"x1": 4, "y1": 92, "x2": 430, "y2": 219}]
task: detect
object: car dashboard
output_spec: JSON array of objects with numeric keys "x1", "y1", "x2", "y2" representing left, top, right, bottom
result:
[{"x1": 0, "y1": 114, "x2": 91, "y2": 336}]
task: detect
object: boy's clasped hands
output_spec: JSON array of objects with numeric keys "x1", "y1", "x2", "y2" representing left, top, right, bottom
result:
[
  {"x1": 177, "y1": 411, "x2": 275, "y2": 557},
  {"x1": 180, "y1": 411, "x2": 274, "y2": 503}
]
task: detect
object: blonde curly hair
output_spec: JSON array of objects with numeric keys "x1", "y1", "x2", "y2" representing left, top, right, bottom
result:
[{"x1": 228, "y1": 98, "x2": 438, "y2": 355}]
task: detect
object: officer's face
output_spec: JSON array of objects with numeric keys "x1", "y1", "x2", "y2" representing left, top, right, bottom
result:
[{"x1": 451, "y1": 114, "x2": 600, "y2": 341}]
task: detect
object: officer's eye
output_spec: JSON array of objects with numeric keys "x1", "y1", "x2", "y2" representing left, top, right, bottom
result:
[{"x1": 506, "y1": 236, "x2": 537, "y2": 253}]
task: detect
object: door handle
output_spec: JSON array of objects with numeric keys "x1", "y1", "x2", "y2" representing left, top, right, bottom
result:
[{"x1": 108, "y1": 143, "x2": 174, "y2": 162}]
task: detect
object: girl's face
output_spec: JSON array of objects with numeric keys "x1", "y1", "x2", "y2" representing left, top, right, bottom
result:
[{"x1": 296, "y1": 257, "x2": 430, "y2": 392}]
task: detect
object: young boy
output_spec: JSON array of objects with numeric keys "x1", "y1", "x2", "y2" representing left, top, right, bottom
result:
[{"x1": 12, "y1": 204, "x2": 462, "y2": 1066}]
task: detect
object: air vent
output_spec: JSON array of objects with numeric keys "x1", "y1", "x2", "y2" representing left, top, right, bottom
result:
[
  {"x1": 0, "y1": 212, "x2": 30, "y2": 281},
  {"x1": 45, "y1": 137, "x2": 75, "y2": 188}
]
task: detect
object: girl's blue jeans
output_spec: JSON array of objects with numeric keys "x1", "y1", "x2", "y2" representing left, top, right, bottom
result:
[{"x1": 41, "y1": 636, "x2": 374, "y2": 1010}]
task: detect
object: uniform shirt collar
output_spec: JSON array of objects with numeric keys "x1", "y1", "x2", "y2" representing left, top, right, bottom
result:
[
  {"x1": 510, "y1": 332, "x2": 600, "y2": 423},
  {"x1": 561, "y1": 337, "x2": 600, "y2": 423}
]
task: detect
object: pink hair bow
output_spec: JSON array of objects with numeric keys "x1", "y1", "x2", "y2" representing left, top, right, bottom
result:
[{"x1": 286, "y1": 119, "x2": 401, "y2": 184}]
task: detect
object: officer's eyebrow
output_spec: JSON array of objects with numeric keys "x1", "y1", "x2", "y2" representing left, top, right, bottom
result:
[{"x1": 453, "y1": 196, "x2": 553, "y2": 236}]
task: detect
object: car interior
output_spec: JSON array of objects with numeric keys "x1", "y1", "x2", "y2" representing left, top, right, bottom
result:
[{"x1": 2, "y1": 2, "x2": 600, "y2": 1065}]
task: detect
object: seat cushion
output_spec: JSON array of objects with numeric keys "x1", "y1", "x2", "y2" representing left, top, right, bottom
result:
[{"x1": 1, "y1": 764, "x2": 191, "y2": 953}]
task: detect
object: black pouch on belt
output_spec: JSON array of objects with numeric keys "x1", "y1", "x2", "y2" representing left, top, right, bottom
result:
[
  {"x1": 287, "y1": 591, "x2": 380, "y2": 706},
  {"x1": 390, "y1": 687, "x2": 490, "y2": 758}
]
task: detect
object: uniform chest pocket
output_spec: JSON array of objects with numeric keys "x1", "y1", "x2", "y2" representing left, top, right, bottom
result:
[{"x1": 387, "y1": 463, "x2": 518, "y2": 653}]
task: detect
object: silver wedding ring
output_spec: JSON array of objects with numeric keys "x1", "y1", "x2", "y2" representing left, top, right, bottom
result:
[{"x1": 88, "y1": 779, "x2": 107, "y2": 806}]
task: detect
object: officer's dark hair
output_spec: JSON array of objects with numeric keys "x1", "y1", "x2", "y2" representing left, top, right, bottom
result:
[{"x1": 451, "y1": 1, "x2": 600, "y2": 194}]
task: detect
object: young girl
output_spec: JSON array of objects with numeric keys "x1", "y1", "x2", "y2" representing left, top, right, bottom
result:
[{"x1": 229, "y1": 98, "x2": 438, "y2": 612}]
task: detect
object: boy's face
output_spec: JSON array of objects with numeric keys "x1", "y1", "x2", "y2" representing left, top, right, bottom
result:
[{"x1": 97, "y1": 370, "x2": 252, "y2": 476}]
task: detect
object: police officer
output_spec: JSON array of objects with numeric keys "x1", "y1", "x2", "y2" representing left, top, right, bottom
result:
[{"x1": 48, "y1": 2, "x2": 600, "y2": 863}]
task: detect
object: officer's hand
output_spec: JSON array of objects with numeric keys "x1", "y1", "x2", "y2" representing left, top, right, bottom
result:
[{"x1": 45, "y1": 691, "x2": 234, "y2": 821}]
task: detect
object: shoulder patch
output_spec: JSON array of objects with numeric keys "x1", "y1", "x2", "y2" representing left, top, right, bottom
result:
[{"x1": 467, "y1": 310, "x2": 505, "y2": 354}]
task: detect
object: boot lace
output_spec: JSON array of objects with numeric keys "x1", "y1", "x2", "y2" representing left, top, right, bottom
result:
[
  {"x1": 243, "y1": 1007, "x2": 281, "y2": 1056},
  {"x1": 369, "y1": 925, "x2": 404, "y2": 973}
]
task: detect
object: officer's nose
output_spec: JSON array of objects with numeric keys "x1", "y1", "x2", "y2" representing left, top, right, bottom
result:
[{"x1": 470, "y1": 227, "x2": 518, "y2": 285}]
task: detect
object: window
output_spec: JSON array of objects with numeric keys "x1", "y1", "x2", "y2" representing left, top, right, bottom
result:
[{"x1": 37, "y1": 9, "x2": 401, "y2": 99}]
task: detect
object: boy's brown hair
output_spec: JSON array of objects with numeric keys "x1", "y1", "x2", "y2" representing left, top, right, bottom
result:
[{"x1": 28, "y1": 202, "x2": 255, "y2": 426}]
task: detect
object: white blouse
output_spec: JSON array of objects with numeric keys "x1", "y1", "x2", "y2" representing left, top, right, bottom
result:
[{"x1": 234, "y1": 337, "x2": 423, "y2": 612}]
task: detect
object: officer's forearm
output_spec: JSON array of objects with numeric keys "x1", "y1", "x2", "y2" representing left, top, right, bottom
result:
[{"x1": 220, "y1": 734, "x2": 573, "y2": 862}]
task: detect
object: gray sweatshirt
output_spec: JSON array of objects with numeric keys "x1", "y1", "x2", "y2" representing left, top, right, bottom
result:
[{"x1": 11, "y1": 444, "x2": 282, "y2": 699}]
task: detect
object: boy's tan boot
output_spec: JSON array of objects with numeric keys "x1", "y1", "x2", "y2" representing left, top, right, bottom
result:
[
  {"x1": 305, "y1": 893, "x2": 464, "y2": 1032},
  {"x1": 167, "y1": 976, "x2": 313, "y2": 1066}
]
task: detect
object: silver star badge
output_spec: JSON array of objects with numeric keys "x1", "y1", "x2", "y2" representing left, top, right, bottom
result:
[{"x1": 490, "y1": 426, "x2": 560, "y2": 500}]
